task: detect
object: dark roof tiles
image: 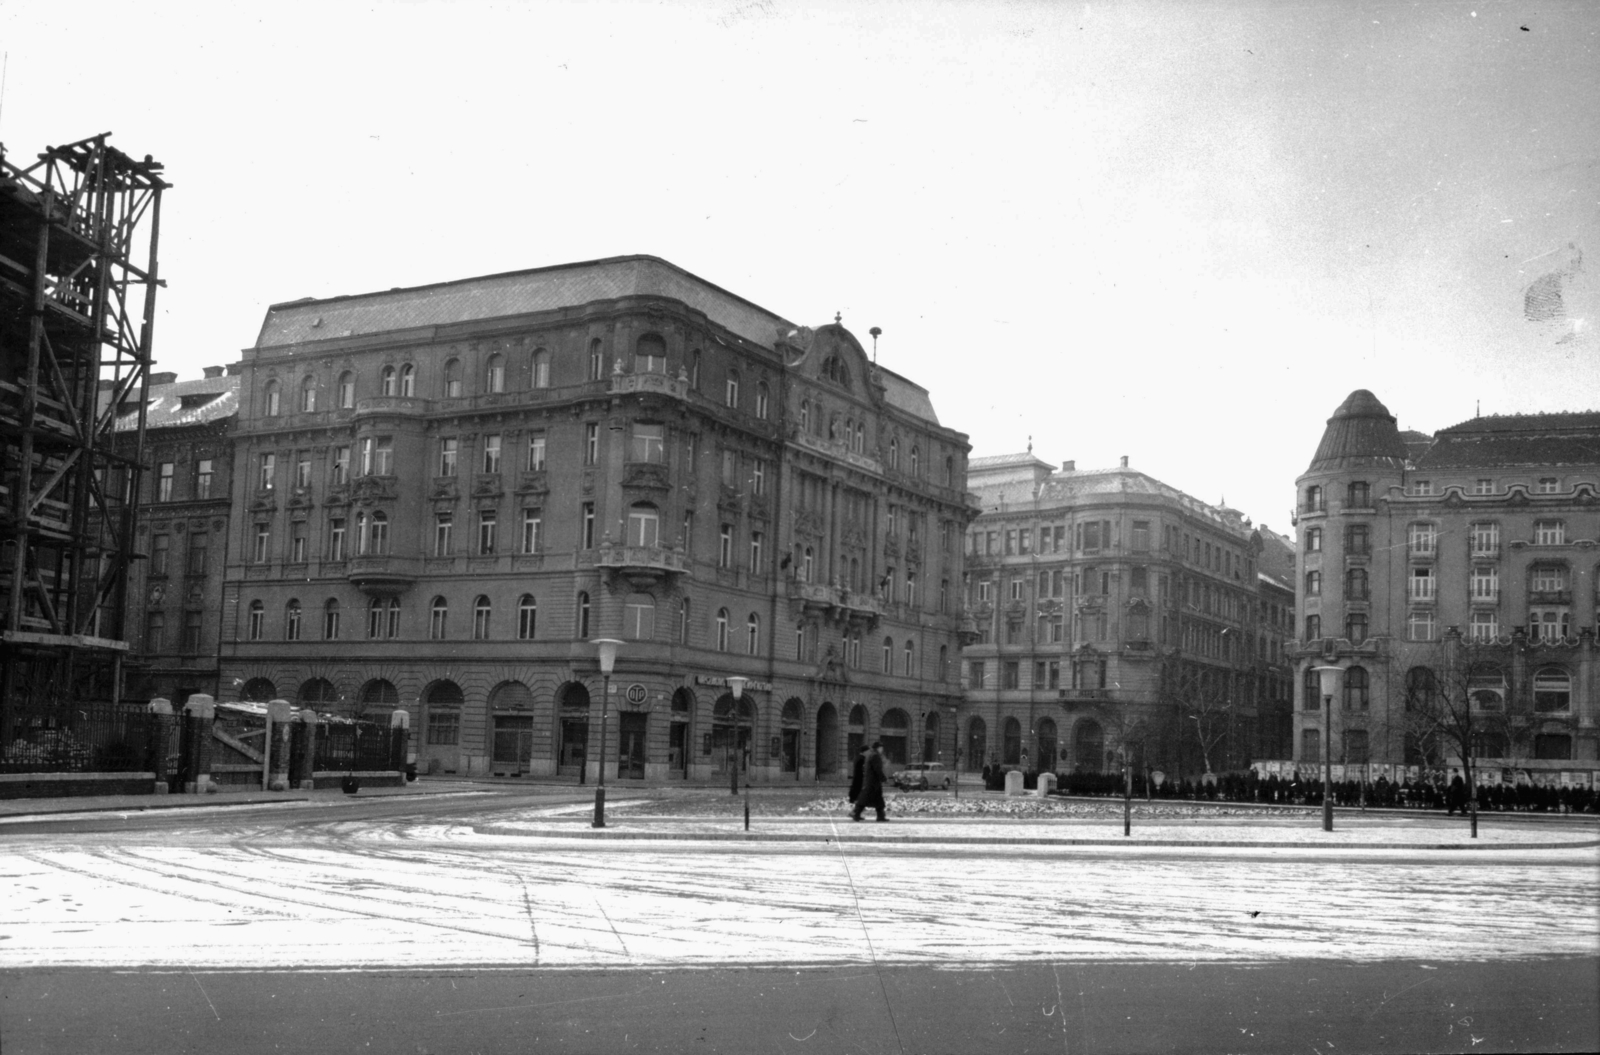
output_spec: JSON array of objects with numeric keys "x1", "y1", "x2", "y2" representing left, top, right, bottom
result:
[{"x1": 1305, "y1": 389, "x2": 1411, "y2": 473}]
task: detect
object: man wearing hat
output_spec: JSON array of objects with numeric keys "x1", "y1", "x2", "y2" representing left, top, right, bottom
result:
[{"x1": 852, "y1": 741, "x2": 888, "y2": 822}]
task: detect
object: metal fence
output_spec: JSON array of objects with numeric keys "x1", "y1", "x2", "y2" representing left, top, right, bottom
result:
[
  {"x1": 314, "y1": 719, "x2": 402, "y2": 773},
  {"x1": 0, "y1": 702, "x2": 156, "y2": 774}
]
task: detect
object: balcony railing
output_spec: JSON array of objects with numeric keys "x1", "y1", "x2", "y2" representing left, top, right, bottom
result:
[
  {"x1": 345, "y1": 555, "x2": 419, "y2": 596},
  {"x1": 594, "y1": 543, "x2": 689, "y2": 586},
  {"x1": 609, "y1": 371, "x2": 689, "y2": 400},
  {"x1": 789, "y1": 580, "x2": 885, "y2": 623}
]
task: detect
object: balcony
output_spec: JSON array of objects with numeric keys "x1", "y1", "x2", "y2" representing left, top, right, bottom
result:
[
  {"x1": 791, "y1": 427, "x2": 883, "y2": 474},
  {"x1": 594, "y1": 543, "x2": 689, "y2": 589},
  {"x1": 1528, "y1": 590, "x2": 1572, "y2": 606},
  {"x1": 1058, "y1": 687, "x2": 1111, "y2": 703},
  {"x1": 345, "y1": 555, "x2": 419, "y2": 597},
  {"x1": 788, "y1": 580, "x2": 884, "y2": 627},
  {"x1": 609, "y1": 371, "x2": 689, "y2": 401}
]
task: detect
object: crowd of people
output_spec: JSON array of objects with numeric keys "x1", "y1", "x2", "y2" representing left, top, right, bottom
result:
[{"x1": 978, "y1": 766, "x2": 1600, "y2": 814}]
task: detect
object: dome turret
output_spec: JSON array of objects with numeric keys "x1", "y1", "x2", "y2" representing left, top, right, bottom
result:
[{"x1": 1304, "y1": 389, "x2": 1409, "y2": 473}]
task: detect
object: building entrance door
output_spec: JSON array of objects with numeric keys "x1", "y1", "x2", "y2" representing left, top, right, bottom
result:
[
  {"x1": 668, "y1": 721, "x2": 688, "y2": 777},
  {"x1": 781, "y1": 728, "x2": 799, "y2": 775},
  {"x1": 619, "y1": 712, "x2": 647, "y2": 779},
  {"x1": 492, "y1": 716, "x2": 533, "y2": 775},
  {"x1": 558, "y1": 717, "x2": 588, "y2": 776}
]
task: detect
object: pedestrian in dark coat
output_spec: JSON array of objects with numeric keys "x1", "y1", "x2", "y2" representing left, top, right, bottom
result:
[
  {"x1": 852, "y1": 741, "x2": 888, "y2": 822},
  {"x1": 847, "y1": 745, "x2": 868, "y2": 806}
]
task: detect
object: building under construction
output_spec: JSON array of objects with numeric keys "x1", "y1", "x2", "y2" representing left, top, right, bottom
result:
[{"x1": 1, "y1": 134, "x2": 167, "y2": 779}]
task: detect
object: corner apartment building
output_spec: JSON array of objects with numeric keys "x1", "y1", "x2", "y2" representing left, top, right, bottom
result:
[
  {"x1": 117, "y1": 368, "x2": 239, "y2": 705},
  {"x1": 217, "y1": 256, "x2": 972, "y2": 783},
  {"x1": 1293, "y1": 389, "x2": 1599, "y2": 771},
  {"x1": 962, "y1": 453, "x2": 1279, "y2": 777}
]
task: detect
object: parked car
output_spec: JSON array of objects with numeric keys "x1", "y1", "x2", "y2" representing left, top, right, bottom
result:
[{"x1": 893, "y1": 762, "x2": 952, "y2": 791}]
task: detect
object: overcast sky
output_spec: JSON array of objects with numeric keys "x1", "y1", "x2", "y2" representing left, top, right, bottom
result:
[{"x1": 3, "y1": 0, "x2": 1595, "y2": 531}]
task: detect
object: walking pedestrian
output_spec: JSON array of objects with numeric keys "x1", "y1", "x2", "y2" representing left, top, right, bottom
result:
[
  {"x1": 847, "y1": 743, "x2": 868, "y2": 808},
  {"x1": 852, "y1": 741, "x2": 888, "y2": 822}
]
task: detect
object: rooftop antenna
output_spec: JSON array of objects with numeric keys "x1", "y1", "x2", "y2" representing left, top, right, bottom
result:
[
  {"x1": 1476, "y1": 399, "x2": 1480, "y2": 418},
  {"x1": 869, "y1": 326, "x2": 881, "y2": 365},
  {"x1": 1027, "y1": 434, "x2": 1033, "y2": 454}
]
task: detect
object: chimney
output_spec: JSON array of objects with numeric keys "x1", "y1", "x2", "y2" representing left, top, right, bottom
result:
[
  {"x1": 1120, "y1": 455, "x2": 1129, "y2": 468},
  {"x1": 226, "y1": 362, "x2": 243, "y2": 375},
  {"x1": 1061, "y1": 460, "x2": 1075, "y2": 472},
  {"x1": 203, "y1": 365, "x2": 224, "y2": 379},
  {"x1": 150, "y1": 371, "x2": 178, "y2": 385}
]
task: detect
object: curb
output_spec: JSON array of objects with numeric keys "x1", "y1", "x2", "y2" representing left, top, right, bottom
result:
[{"x1": 471, "y1": 825, "x2": 1600, "y2": 851}]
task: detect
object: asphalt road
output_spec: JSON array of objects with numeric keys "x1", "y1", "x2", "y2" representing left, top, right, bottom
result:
[{"x1": 5, "y1": 958, "x2": 1596, "y2": 1054}]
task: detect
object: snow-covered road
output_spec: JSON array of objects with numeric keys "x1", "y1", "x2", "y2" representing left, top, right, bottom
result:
[{"x1": 3, "y1": 816, "x2": 1595, "y2": 970}]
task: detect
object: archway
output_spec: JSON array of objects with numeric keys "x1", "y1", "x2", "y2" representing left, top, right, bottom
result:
[
  {"x1": 711, "y1": 693, "x2": 754, "y2": 776},
  {"x1": 1002, "y1": 716, "x2": 1022, "y2": 766},
  {"x1": 966, "y1": 716, "x2": 987, "y2": 772},
  {"x1": 421, "y1": 680, "x2": 464, "y2": 774},
  {"x1": 846, "y1": 703, "x2": 868, "y2": 763},
  {"x1": 1036, "y1": 717, "x2": 1058, "y2": 772},
  {"x1": 555, "y1": 681, "x2": 590, "y2": 777},
  {"x1": 880, "y1": 708, "x2": 910, "y2": 766},
  {"x1": 815, "y1": 701, "x2": 839, "y2": 776},
  {"x1": 923, "y1": 710, "x2": 941, "y2": 764},
  {"x1": 1074, "y1": 719, "x2": 1104, "y2": 773},
  {"x1": 669, "y1": 687, "x2": 694, "y2": 778},
  {"x1": 297, "y1": 677, "x2": 339, "y2": 711},
  {"x1": 241, "y1": 677, "x2": 276, "y2": 703},
  {"x1": 488, "y1": 681, "x2": 535, "y2": 776},
  {"x1": 779, "y1": 698, "x2": 804, "y2": 775}
]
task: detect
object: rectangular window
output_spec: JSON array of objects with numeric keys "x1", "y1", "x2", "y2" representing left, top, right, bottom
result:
[
  {"x1": 258, "y1": 453, "x2": 275, "y2": 491},
  {"x1": 521, "y1": 510, "x2": 542, "y2": 553},
  {"x1": 1471, "y1": 522, "x2": 1499, "y2": 556},
  {"x1": 1473, "y1": 478, "x2": 1494, "y2": 495},
  {"x1": 752, "y1": 459, "x2": 766, "y2": 496},
  {"x1": 1131, "y1": 520, "x2": 1150, "y2": 552},
  {"x1": 1407, "y1": 609, "x2": 1436, "y2": 641},
  {"x1": 1003, "y1": 661, "x2": 1020, "y2": 689},
  {"x1": 1536, "y1": 477, "x2": 1559, "y2": 494},
  {"x1": 434, "y1": 513, "x2": 453, "y2": 556},
  {"x1": 1531, "y1": 565, "x2": 1567, "y2": 592},
  {"x1": 294, "y1": 456, "x2": 311, "y2": 489},
  {"x1": 182, "y1": 610, "x2": 203, "y2": 653},
  {"x1": 1470, "y1": 610, "x2": 1498, "y2": 641},
  {"x1": 290, "y1": 521, "x2": 308, "y2": 563},
  {"x1": 969, "y1": 661, "x2": 986, "y2": 689},
  {"x1": 328, "y1": 518, "x2": 346, "y2": 561},
  {"x1": 482, "y1": 434, "x2": 501, "y2": 474},
  {"x1": 1529, "y1": 607, "x2": 1570, "y2": 641},
  {"x1": 631, "y1": 423, "x2": 665, "y2": 464},
  {"x1": 585, "y1": 423, "x2": 599, "y2": 465},
  {"x1": 1345, "y1": 524, "x2": 1370, "y2": 556},
  {"x1": 581, "y1": 502, "x2": 595, "y2": 549},
  {"x1": 151, "y1": 533, "x2": 170, "y2": 576},
  {"x1": 749, "y1": 531, "x2": 764, "y2": 574},
  {"x1": 1471, "y1": 565, "x2": 1498, "y2": 602},
  {"x1": 1018, "y1": 528, "x2": 1031, "y2": 555},
  {"x1": 332, "y1": 446, "x2": 350, "y2": 485},
  {"x1": 1534, "y1": 520, "x2": 1565, "y2": 546},
  {"x1": 194, "y1": 459, "x2": 214, "y2": 499},
  {"x1": 1009, "y1": 577, "x2": 1023, "y2": 602},
  {"x1": 1409, "y1": 566, "x2": 1434, "y2": 602},
  {"x1": 426, "y1": 711, "x2": 461, "y2": 746},
  {"x1": 187, "y1": 533, "x2": 207, "y2": 576},
  {"x1": 719, "y1": 524, "x2": 733, "y2": 568},
  {"x1": 478, "y1": 511, "x2": 497, "y2": 554},
  {"x1": 157, "y1": 462, "x2": 174, "y2": 502},
  {"x1": 439, "y1": 438, "x2": 458, "y2": 477},
  {"x1": 253, "y1": 523, "x2": 270, "y2": 563},
  {"x1": 1407, "y1": 479, "x2": 1434, "y2": 496},
  {"x1": 1408, "y1": 523, "x2": 1437, "y2": 556},
  {"x1": 681, "y1": 511, "x2": 694, "y2": 558},
  {"x1": 526, "y1": 431, "x2": 546, "y2": 471}
]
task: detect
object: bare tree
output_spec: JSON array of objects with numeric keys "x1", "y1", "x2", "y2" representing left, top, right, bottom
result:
[
  {"x1": 1395, "y1": 629, "x2": 1520, "y2": 838},
  {"x1": 1157, "y1": 654, "x2": 1233, "y2": 779}
]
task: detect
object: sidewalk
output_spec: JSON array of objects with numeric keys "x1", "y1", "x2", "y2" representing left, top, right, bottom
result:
[{"x1": 0, "y1": 778, "x2": 491, "y2": 819}]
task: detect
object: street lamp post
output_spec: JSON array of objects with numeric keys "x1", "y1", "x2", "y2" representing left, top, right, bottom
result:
[
  {"x1": 1312, "y1": 665, "x2": 1343, "y2": 833},
  {"x1": 591, "y1": 638, "x2": 623, "y2": 829},
  {"x1": 727, "y1": 676, "x2": 749, "y2": 830}
]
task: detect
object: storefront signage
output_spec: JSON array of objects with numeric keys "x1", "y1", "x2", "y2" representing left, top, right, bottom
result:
[{"x1": 694, "y1": 675, "x2": 773, "y2": 692}]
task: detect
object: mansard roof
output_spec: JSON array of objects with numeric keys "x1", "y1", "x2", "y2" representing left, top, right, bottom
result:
[
  {"x1": 1415, "y1": 411, "x2": 1600, "y2": 469},
  {"x1": 255, "y1": 255, "x2": 793, "y2": 352},
  {"x1": 1304, "y1": 389, "x2": 1410, "y2": 474},
  {"x1": 113, "y1": 372, "x2": 238, "y2": 432}
]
